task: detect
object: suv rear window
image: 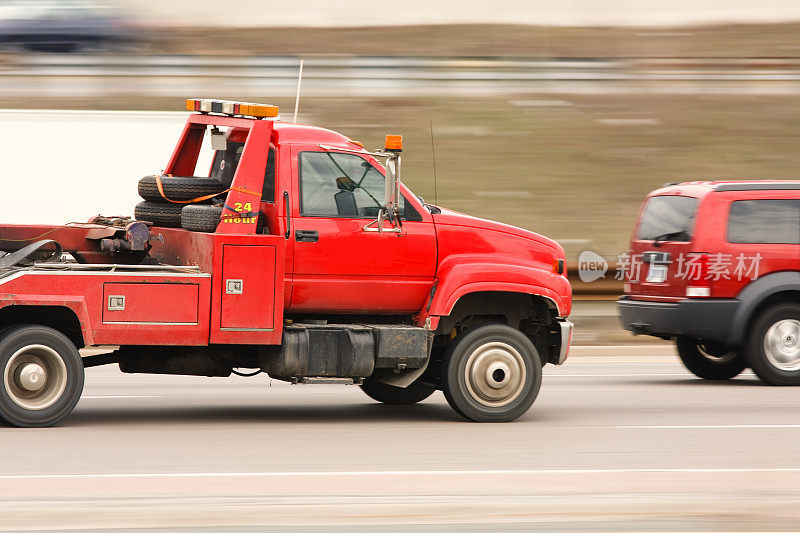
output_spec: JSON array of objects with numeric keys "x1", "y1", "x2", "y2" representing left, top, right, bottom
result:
[
  {"x1": 637, "y1": 195, "x2": 699, "y2": 242},
  {"x1": 727, "y1": 199, "x2": 800, "y2": 244}
]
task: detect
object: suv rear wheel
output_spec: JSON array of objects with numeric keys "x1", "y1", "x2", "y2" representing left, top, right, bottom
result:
[
  {"x1": 746, "y1": 303, "x2": 800, "y2": 385},
  {"x1": 675, "y1": 337, "x2": 745, "y2": 380}
]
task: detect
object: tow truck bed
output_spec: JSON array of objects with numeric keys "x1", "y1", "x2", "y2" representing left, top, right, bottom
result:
[{"x1": 0, "y1": 230, "x2": 285, "y2": 347}]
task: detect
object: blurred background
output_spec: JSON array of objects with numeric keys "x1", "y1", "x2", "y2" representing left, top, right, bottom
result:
[
  {"x1": 4, "y1": 3, "x2": 800, "y2": 532},
  {"x1": 3, "y1": 0, "x2": 800, "y2": 263}
]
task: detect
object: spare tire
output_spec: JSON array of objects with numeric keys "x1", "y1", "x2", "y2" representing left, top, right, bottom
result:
[
  {"x1": 138, "y1": 175, "x2": 227, "y2": 203},
  {"x1": 134, "y1": 201, "x2": 183, "y2": 228},
  {"x1": 182, "y1": 204, "x2": 224, "y2": 233}
]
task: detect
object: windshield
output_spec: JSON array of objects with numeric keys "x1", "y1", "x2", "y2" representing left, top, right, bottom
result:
[{"x1": 636, "y1": 195, "x2": 699, "y2": 242}]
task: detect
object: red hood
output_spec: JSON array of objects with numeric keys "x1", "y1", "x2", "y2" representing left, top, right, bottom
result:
[{"x1": 433, "y1": 207, "x2": 563, "y2": 254}]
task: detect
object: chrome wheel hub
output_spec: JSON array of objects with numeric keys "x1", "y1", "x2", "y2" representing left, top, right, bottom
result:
[
  {"x1": 3, "y1": 345, "x2": 67, "y2": 410},
  {"x1": 17, "y1": 363, "x2": 46, "y2": 391},
  {"x1": 464, "y1": 341, "x2": 526, "y2": 408},
  {"x1": 764, "y1": 319, "x2": 800, "y2": 372}
]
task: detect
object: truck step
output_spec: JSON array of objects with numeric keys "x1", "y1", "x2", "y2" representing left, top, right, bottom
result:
[{"x1": 296, "y1": 377, "x2": 364, "y2": 385}]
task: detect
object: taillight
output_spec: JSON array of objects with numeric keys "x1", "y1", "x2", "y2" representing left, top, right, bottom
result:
[
  {"x1": 685, "y1": 253, "x2": 711, "y2": 298},
  {"x1": 553, "y1": 258, "x2": 565, "y2": 275}
]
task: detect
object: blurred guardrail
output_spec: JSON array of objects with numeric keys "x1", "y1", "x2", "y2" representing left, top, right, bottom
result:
[
  {"x1": 1, "y1": 55, "x2": 800, "y2": 97},
  {"x1": 568, "y1": 262, "x2": 623, "y2": 299}
]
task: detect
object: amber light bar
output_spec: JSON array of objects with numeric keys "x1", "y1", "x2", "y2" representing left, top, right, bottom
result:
[{"x1": 185, "y1": 99, "x2": 279, "y2": 119}]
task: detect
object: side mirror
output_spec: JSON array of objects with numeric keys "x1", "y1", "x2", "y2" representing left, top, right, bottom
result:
[
  {"x1": 382, "y1": 134, "x2": 402, "y2": 227},
  {"x1": 384, "y1": 155, "x2": 400, "y2": 224}
]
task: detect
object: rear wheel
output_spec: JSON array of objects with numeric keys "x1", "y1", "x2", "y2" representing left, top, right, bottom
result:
[
  {"x1": 745, "y1": 303, "x2": 800, "y2": 385},
  {"x1": 0, "y1": 325, "x2": 84, "y2": 427},
  {"x1": 441, "y1": 323, "x2": 541, "y2": 422},
  {"x1": 360, "y1": 377, "x2": 435, "y2": 405},
  {"x1": 675, "y1": 337, "x2": 745, "y2": 380}
]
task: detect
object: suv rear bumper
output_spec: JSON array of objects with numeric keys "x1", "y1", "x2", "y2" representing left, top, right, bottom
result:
[{"x1": 617, "y1": 296, "x2": 739, "y2": 344}]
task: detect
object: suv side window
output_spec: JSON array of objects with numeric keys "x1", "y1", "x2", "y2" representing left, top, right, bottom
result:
[
  {"x1": 727, "y1": 199, "x2": 800, "y2": 244},
  {"x1": 299, "y1": 151, "x2": 420, "y2": 220}
]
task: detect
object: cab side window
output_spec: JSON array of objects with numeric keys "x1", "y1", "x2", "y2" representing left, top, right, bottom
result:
[{"x1": 299, "y1": 151, "x2": 419, "y2": 220}]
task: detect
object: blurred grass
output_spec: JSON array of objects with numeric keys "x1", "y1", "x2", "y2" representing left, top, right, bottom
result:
[
  {"x1": 2, "y1": 93, "x2": 799, "y2": 259},
  {"x1": 157, "y1": 23, "x2": 800, "y2": 57},
  {"x1": 306, "y1": 94, "x2": 800, "y2": 260}
]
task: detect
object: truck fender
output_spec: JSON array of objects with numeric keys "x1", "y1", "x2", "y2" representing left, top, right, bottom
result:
[
  {"x1": 427, "y1": 255, "x2": 572, "y2": 319},
  {"x1": 727, "y1": 270, "x2": 800, "y2": 346},
  {"x1": 0, "y1": 298, "x2": 94, "y2": 347}
]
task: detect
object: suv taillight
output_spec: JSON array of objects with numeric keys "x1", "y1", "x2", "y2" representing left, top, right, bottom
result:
[{"x1": 685, "y1": 253, "x2": 711, "y2": 298}]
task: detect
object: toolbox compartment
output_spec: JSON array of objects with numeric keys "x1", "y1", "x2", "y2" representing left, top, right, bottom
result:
[{"x1": 102, "y1": 282, "x2": 199, "y2": 324}]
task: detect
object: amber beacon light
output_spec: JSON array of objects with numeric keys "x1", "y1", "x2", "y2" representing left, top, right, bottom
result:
[{"x1": 384, "y1": 134, "x2": 403, "y2": 152}]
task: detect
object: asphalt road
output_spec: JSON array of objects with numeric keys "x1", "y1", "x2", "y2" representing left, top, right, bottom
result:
[{"x1": 2, "y1": 344, "x2": 800, "y2": 532}]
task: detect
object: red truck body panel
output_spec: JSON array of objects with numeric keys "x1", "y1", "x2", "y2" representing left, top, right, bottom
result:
[
  {"x1": 0, "y1": 111, "x2": 570, "y2": 349},
  {"x1": 0, "y1": 269, "x2": 211, "y2": 346}
]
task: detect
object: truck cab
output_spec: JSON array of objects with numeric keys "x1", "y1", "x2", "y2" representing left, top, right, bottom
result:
[{"x1": 0, "y1": 99, "x2": 572, "y2": 427}]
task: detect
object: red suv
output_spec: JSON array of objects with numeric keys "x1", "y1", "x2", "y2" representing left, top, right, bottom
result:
[{"x1": 618, "y1": 181, "x2": 800, "y2": 385}]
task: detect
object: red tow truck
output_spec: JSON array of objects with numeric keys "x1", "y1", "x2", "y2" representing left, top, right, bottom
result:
[{"x1": 0, "y1": 99, "x2": 572, "y2": 427}]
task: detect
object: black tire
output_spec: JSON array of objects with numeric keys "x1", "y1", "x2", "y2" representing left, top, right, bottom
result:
[
  {"x1": 745, "y1": 303, "x2": 800, "y2": 385},
  {"x1": 441, "y1": 323, "x2": 542, "y2": 422},
  {"x1": 675, "y1": 337, "x2": 745, "y2": 380},
  {"x1": 0, "y1": 325, "x2": 84, "y2": 428},
  {"x1": 138, "y1": 175, "x2": 227, "y2": 203},
  {"x1": 360, "y1": 377, "x2": 435, "y2": 405},
  {"x1": 181, "y1": 204, "x2": 224, "y2": 233},
  {"x1": 134, "y1": 201, "x2": 183, "y2": 228}
]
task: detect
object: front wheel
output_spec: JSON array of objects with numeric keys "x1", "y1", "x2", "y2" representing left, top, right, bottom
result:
[
  {"x1": 441, "y1": 323, "x2": 542, "y2": 422},
  {"x1": 0, "y1": 325, "x2": 84, "y2": 427},
  {"x1": 675, "y1": 337, "x2": 745, "y2": 380},
  {"x1": 745, "y1": 303, "x2": 800, "y2": 385},
  {"x1": 360, "y1": 377, "x2": 435, "y2": 405}
]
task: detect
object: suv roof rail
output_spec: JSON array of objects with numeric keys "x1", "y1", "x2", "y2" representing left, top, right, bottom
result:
[{"x1": 715, "y1": 183, "x2": 800, "y2": 192}]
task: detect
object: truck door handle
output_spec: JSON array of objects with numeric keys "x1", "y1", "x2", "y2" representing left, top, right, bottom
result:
[
  {"x1": 295, "y1": 230, "x2": 319, "y2": 242},
  {"x1": 283, "y1": 191, "x2": 291, "y2": 239}
]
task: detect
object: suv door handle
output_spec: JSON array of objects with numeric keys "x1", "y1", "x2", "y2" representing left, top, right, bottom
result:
[{"x1": 295, "y1": 230, "x2": 319, "y2": 242}]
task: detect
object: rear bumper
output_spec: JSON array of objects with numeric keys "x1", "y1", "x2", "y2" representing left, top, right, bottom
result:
[{"x1": 617, "y1": 296, "x2": 740, "y2": 344}]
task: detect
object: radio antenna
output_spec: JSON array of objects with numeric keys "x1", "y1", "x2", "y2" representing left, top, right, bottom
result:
[
  {"x1": 429, "y1": 119, "x2": 438, "y2": 205},
  {"x1": 293, "y1": 59, "x2": 304, "y2": 124}
]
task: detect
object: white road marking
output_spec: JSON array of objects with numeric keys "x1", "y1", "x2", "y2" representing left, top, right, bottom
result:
[
  {"x1": 564, "y1": 358, "x2": 677, "y2": 363},
  {"x1": 546, "y1": 373, "x2": 693, "y2": 377},
  {"x1": 2, "y1": 467, "x2": 800, "y2": 481},
  {"x1": 81, "y1": 395, "x2": 163, "y2": 399},
  {"x1": 621, "y1": 425, "x2": 800, "y2": 429}
]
